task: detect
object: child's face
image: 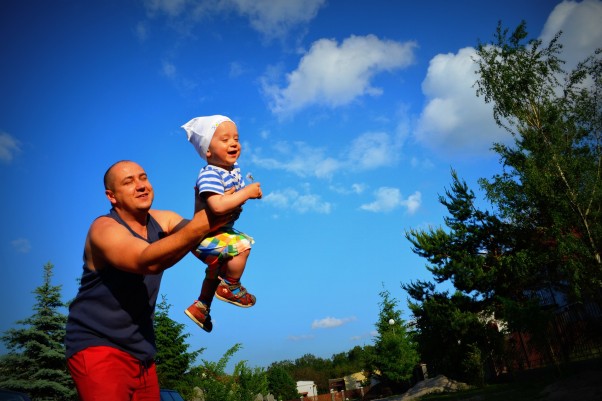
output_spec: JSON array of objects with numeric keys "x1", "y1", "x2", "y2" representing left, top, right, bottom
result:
[{"x1": 206, "y1": 121, "x2": 241, "y2": 169}]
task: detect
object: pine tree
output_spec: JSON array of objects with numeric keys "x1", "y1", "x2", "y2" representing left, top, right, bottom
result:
[
  {"x1": 371, "y1": 288, "x2": 419, "y2": 391},
  {"x1": 0, "y1": 262, "x2": 76, "y2": 400},
  {"x1": 154, "y1": 296, "x2": 201, "y2": 396}
]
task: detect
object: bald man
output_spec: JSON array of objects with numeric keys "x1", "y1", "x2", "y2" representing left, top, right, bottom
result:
[{"x1": 65, "y1": 160, "x2": 233, "y2": 401}]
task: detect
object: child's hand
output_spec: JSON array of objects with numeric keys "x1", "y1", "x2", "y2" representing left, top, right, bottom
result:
[{"x1": 246, "y1": 182, "x2": 262, "y2": 199}]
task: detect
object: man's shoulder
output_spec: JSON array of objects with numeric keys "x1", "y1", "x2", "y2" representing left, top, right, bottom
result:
[
  {"x1": 149, "y1": 209, "x2": 183, "y2": 233},
  {"x1": 88, "y1": 214, "x2": 125, "y2": 239}
]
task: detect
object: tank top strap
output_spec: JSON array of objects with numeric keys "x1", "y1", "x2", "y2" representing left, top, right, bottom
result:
[{"x1": 107, "y1": 208, "x2": 165, "y2": 243}]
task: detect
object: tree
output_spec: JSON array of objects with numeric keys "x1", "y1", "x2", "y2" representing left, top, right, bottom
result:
[
  {"x1": 154, "y1": 296, "x2": 202, "y2": 395},
  {"x1": 475, "y1": 21, "x2": 602, "y2": 300},
  {"x1": 403, "y1": 21, "x2": 601, "y2": 381},
  {"x1": 189, "y1": 343, "x2": 268, "y2": 401},
  {"x1": 331, "y1": 345, "x2": 373, "y2": 379},
  {"x1": 290, "y1": 353, "x2": 332, "y2": 392},
  {"x1": 266, "y1": 363, "x2": 299, "y2": 400},
  {"x1": 403, "y1": 172, "x2": 544, "y2": 381},
  {"x1": 0, "y1": 262, "x2": 76, "y2": 400},
  {"x1": 233, "y1": 361, "x2": 268, "y2": 401},
  {"x1": 371, "y1": 288, "x2": 419, "y2": 391}
]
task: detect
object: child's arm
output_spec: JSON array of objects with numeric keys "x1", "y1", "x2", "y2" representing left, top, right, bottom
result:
[{"x1": 205, "y1": 182, "x2": 262, "y2": 215}]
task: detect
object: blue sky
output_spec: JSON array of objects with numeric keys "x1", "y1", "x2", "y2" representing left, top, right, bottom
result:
[{"x1": 2, "y1": 0, "x2": 601, "y2": 371}]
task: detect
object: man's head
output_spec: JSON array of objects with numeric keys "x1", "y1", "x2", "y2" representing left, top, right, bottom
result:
[
  {"x1": 181, "y1": 115, "x2": 235, "y2": 161},
  {"x1": 103, "y1": 160, "x2": 154, "y2": 212}
]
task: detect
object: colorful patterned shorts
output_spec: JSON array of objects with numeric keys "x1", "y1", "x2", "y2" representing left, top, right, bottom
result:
[{"x1": 194, "y1": 229, "x2": 254, "y2": 277}]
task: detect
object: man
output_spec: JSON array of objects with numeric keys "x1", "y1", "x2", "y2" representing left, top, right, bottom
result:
[{"x1": 65, "y1": 160, "x2": 233, "y2": 400}]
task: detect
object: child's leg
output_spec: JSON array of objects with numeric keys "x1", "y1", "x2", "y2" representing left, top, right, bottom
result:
[
  {"x1": 198, "y1": 259, "x2": 224, "y2": 308},
  {"x1": 215, "y1": 250, "x2": 256, "y2": 307},
  {"x1": 184, "y1": 259, "x2": 224, "y2": 332},
  {"x1": 222, "y1": 249, "x2": 250, "y2": 284}
]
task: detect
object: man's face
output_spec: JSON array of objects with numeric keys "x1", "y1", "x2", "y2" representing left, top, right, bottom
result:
[{"x1": 105, "y1": 161, "x2": 154, "y2": 212}]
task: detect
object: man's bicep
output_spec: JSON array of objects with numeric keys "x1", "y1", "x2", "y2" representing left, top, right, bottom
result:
[{"x1": 88, "y1": 219, "x2": 147, "y2": 272}]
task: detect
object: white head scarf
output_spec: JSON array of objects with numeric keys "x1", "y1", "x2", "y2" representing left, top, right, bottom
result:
[{"x1": 181, "y1": 115, "x2": 234, "y2": 160}]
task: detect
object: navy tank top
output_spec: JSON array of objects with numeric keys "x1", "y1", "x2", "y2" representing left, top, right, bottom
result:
[{"x1": 65, "y1": 208, "x2": 165, "y2": 363}]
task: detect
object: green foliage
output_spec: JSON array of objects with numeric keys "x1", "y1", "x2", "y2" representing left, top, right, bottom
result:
[
  {"x1": 233, "y1": 360, "x2": 268, "y2": 401},
  {"x1": 462, "y1": 344, "x2": 485, "y2": 387},
  {"x1": 154, "y1": 296, "x2": 202, "y2": 395},
  {"x1": 331, "y1": 345, "x2": 374, "y2": 379},
  {"x1": 404, "y1": 173, "x2": 509, "y2": 380},
  {"x1": 266, "y1": 363, "x2": 299, "y2": 400},
  {"x1": 403, "y1": 21, "x2": 602, "y2": 383},
  {"x1": 0, "y1": 262, "x2": 76, "y2": 400},
  {"x1": 189, "y1": 343, "x2": 267, "y2": 401},
  {"x1": 371, "y1": 288, "x2": 420, "y2": 388},
  {"x1": 266, "y1": 346, "x2": 374, "y2": 396},
  {"x1": 475, "y1": 21, "x2": 602, "y2": 299}
]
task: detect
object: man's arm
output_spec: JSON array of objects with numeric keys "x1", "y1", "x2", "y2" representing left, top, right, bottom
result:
[{"x1": 86, "y1": 208, "x2": 228, "y2": 275}]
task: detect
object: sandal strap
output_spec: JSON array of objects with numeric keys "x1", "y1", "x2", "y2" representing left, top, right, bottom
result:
[{"x1": 225, "y1": 282, "x2": 248, "y2": 298}]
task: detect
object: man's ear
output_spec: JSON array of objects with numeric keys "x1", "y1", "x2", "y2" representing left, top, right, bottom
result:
[
  {"x1": 206, "y1": 149, "x2": 212, "y2": 159},
  {"x1": 105, "y1": 189, "x2": 117, "y2": 205}
]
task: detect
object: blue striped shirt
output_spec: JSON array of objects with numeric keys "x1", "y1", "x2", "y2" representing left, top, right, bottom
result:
[{"x1": 196, "y1": 162, "x2": 246, "y2": 195}]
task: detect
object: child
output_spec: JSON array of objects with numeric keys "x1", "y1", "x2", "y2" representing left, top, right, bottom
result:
[{"x1": 181, "y1": 115, "x2": 262, "y2": 332}]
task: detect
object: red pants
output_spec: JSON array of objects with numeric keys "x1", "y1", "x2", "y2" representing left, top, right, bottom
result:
[{"x1": 67, "y1": 346, "x2": 160, "y2": 401}]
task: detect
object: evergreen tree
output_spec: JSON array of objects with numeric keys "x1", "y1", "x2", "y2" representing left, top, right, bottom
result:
[
  {"x1": 154, "y1": 296, "x2": 201, "y2": 395},
  {"x1": 371, "y1": 288, "x2": 419, "y2": 391},
  {"x1": 266, "y1": 363, "x2": 299, "y2": 401},
  {"x1": 403, "y1": 172, "x2": 539, "y2": 381},
  {"x1": 0, "y1": 262, "x2": 76, "y2": 400}
]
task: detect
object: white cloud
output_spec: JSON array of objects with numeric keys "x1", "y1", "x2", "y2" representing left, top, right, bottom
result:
[
  {"x1": 540, "y1": 0, "x2": 602, "y2": 70},
  {"x1": 142, "y1": 0, "x2": 325, "y2": 40},
  {"x1": 264, "y1": 34, "x2": 417, "y2": 116},
  {"x1": 251, "y1": 130, "x2": 402, "y2": 180},
  {"x1": 414, "y1": 1, "x2": 602, "y2": 158},
  {"x1": 311, "y1": 316, "x2": 356, "y2": 329},
  {"x1": 287, "y1": 334, "x2": 314, "y2": 341},
  {"x1": 350, "y1": 332, "x2": 375, "y2": 341},
  {"x1": 161, "y1": 59, "x2": 198, "y2": 91},
  {"x1": 414, "y1": 47, "x2": 506, "y2": 157},
  {"x1": 11, "y1": 238, "x2": 31, "y2": 253},
  {"x1": 360, "y1": 187, "x2": 421, "y2": 214},
  {"x1": 401, "y1": 191, "x2": 422, "y2": 215},
  {"x1": 229, "y1": 61, "x2": 245, "y2": 78},
  {"x1": 162, "y1": 60, "x2": 176, "y2": 78},
  {"x1": 410, "y1": 157, "x2": 435, "y2": 170},
  {"x1": 227, "y1": 0, "x2": 327, "y2": 40},
  {"x1": 346, "y1": 131, "x2": 402, "y2": 169},
  {"x1": 134, "y1": 21, "x2": 149, "y2": 42},
  {"x1": 251, "y1": 141, "x2": 341, "y2": 179},
  {"x1": 329, "y1": 183, "x2": 366, "y2": 195},
  {"x1": 0, "y1": 132, "x2": 21, "y2": 163},
  {"x1": 143, "y1": 0, "x2": 189, "y2": 17},
  {"x1": 263, "y1": 188, "x2": 331, "y2": 214}
]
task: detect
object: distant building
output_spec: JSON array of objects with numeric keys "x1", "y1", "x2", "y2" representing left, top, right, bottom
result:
[
  {"x1": 296, "y1": 381, "x2": 317, "y2": 398},
  {"x1": 328, "y1": 371, "x2": 374, "y2": 392}
]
